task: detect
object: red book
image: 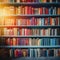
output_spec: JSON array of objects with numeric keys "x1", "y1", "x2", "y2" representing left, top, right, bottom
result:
[
  {"x1": 58, "y1": 50, "x2": 60, "y2": 56},
  {"x1": 21, "y1": 0, "x2": 25, "y2": 2},
  {"x1": 25, "y1": 38, "x2": 29, "y2": 45},
  {"x1": 43, "y1": 29, "x2": 45, "y2": 35},
  {"x1": 28, "y1": 6, "x2": 32, "y2": 14},
  {"x1": 5, "y1": 38, "x2": 10, "y2": 45},
  {"x1": 24, "y1": 29, "x2": 28, "y2": 35},
  {"x1": 14, "y1": 49, "x2": 19, "y2": 57},
  {"x1": 34, "y1": 18, "x2": 37, "y2": 25},
  {"x1": 10, "y1": 38, "x2": 13, "y2": 46},
  {"x1": 27, "y1": 0, "x2": 31, "y2": 2},
  {"x1": 45, "y1": 8, "x2": 49, "y2": 14},
  {"x1": 31, "y1": 7, "x2": 34, "y2": 14},
  {"x1": 31, "y1": 17, "x2": 35, "y2": 25},
  {"x1": 55, "y1": 17, "x2": 58, "y2": 25},
  {"x1": 45, "y1": 18, "x2": 48, "y2": 25},
  {"x1": 40, "y1": 7, "x2": 43, "y2": 14}
]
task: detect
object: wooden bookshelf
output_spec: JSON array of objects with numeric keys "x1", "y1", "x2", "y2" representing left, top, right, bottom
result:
[{"x1": 0, "y1": 0, "x2": 60, "y2": 60}]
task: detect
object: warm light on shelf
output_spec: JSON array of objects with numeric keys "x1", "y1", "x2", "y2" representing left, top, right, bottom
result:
[{"x1": 0, "y1": 7, "x2": 10, "y2": 16}]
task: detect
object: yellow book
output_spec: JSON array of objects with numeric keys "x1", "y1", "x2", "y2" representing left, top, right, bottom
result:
[
  {"x1": 13, "y1": 28, "x2": 17, "y2": 35},
  {"x1": 13, "y1": 38, "x2": 17, "y2": 46}
]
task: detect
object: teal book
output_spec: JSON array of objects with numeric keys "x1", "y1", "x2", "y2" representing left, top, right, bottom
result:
[
  {"x1": 9, "y1": 0, "x2": 14, "y2": 2},
  {"x1": 50, "y1": 38, "x2": 56, "y2": 46}
]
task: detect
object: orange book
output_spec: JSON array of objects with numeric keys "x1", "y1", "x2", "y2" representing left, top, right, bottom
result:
[
  {"x1": 25, "y1": 6, "x2": 29, "y2": 14},
  {"x1": 22, "y1": 6, "x2": 25, "y2": 14},
  {"x1": 43, "y1": 0, "x2": 47, "y2": 3},
  {"x1": 50, "y1": 17, "x2": 52, "y2": 25},
  {"x1": 57, "y1": 8, "x2": 60, "y2": 15},
  {"x1": 13, "y1": 38, "x2": 17, "y2": 46},
  {"x1": 27, "y1": 19, "x2": 31, "y2": 25}
]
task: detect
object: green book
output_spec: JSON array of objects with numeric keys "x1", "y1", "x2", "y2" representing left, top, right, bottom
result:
[
  {"x1": 39, "y1": 0, "x2": 42, "y2": 3},
  {"x1": 9, "y1": 0, "x2": 14, "y2": 3}
]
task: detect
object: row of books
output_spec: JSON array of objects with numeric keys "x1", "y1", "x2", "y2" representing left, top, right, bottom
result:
[
  {"x1": 0, "y1": 17, "x2": 60, "y2": 26},
  {"x1": 0, "y1": 28, "x2": 60, "y2": 36},
  {"x1": 9, "y1": 49, "x2": 60, "y2": 57},
  {"x1": 0, "y1": 6, "x2": 60, "y2": 15},
  {"x1": 0, "y1": 0, "x2": 60, "y2": 3},
  {"x1": 0, "y1": 38, "x2": 60, "y2": 46}
]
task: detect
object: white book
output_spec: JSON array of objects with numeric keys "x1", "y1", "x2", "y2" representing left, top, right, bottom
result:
[
  {"x1": 29, "y1": 38, "x2": 32, "y2": 46},
  {"x1": 4, "y1": 28, "x2": 7, "y2": 35},
  {"x1": 16, "y1": 0, "x2": 20, "y2": 3},
  {"x1": 48, "y1": 28, "x2": 51, "y2": 36},
  {"x1": 30, "y1": 49, "x2": 33, "y2": 57},
  {"x1": 52, "y1": 18, "x2": 55, "y2": 26},
  {"x1": 55, "y1": 28, "x2": 57, "y2": 36}
]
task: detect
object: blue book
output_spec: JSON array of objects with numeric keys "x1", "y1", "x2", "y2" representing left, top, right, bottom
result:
[
  {"x1": 44, "y1": 38, "x2": 47, "y2": 46},
  {"x1": 41, "y1": 38, "x2": 44, "y2": 46},
  {"x1": 40, "y1": 49, "x2": 47, "y2": 57},
  {"x1": 50, "y1": 38, "x2": 53, "y2": 46},
  {"x1": 33, "y1": 49, "x2": 35, "y2": 57},
  {"x1": 53, "y1": 38, "x2": 56, "y2": 45},
  {"x1": 50, "y1": 38, "x2": 56, "y2": 46},
  {"x1": 49, "y1": 7, "x2": 53, "y2": 15},
  {"x1": 41, "y1": 18, "x2": 44, "y2": 26},
  {"x1": 28, "y1": 49, "x2": 30, "y2": 57}
]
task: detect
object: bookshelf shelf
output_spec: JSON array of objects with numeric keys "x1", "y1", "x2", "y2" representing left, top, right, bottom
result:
[
  {"x1": 0, "y1": 25, "x2": 60, "y2": 28},
  {"x1": 0, "y1": 2, "x2": 60, "y2": 6},
  {"x1": 1, "y1": 14, "x2": 60, "y2": 17},
  {"x1": 11, "y1": 57, "x2": 60, "y2": 60},
  {"x1": 0, "y1": 46, "x2": 60, "y2": 48},
  {"x1": 0, "y1": 35, "x2": 60, "y2": 38}
]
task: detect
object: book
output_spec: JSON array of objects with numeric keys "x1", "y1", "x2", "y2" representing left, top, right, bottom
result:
[
  {"x1": 48, "y1": 49, "x2": 54, "y2": 56},
  {"x1": 16, "y1": 0, "x2": 21, "y2": 3}
]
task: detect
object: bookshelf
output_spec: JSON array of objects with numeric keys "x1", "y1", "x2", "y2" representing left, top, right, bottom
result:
[{"x1": 0, "y1": 0, "x2": 60, "y2": 60}]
